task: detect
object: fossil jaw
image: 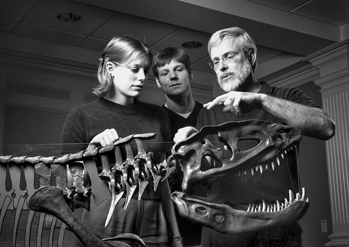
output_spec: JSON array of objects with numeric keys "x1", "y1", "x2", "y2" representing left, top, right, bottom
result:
[{"x1": 171, "y1": 188, "x2": 309, "y2": 234}]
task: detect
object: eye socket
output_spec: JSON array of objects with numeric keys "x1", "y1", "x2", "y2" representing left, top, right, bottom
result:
[
  {"x1": 176, "y1": 67, "x2": 183, "y2": 72},
  {"x1": 225, "y1": 52, "x2": 236, "y2": 60},
  {"x1": 195, "y1": 206, "x2": 207, "y2": 216},
  {"x1": 200, "y1": 139, "x2": 206, "y2": 145}
]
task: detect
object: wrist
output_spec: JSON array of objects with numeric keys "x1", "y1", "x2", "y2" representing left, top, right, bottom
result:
[{"x1": 257, "y1": 93, "x2": 267, "y2": 110}]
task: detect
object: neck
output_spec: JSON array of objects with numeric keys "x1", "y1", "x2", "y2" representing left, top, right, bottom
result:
[
  {"x1": 165, "y1": 93, "x2": 195, "y2": 114},
  {"x1": 238, "y1": 73, "x2": 261, "y2": 93},
  {"x1": 104, "y1": 91, "x2": 134, "y2": 105}
]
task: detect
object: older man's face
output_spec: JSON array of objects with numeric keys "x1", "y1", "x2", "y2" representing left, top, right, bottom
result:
[{"x1": 210, "y1": 37, "x2": 252, "y2": 92}]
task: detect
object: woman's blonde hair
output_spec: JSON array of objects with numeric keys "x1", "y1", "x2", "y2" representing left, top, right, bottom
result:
[
  {"x1": 94, "y1": 35, "x2": 153, "y2": 96},
  {"x1": 208, "y1": 27, "x2": 257, "y2": 72}
]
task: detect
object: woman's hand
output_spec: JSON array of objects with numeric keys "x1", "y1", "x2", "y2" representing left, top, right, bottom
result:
[{"x1": 89, "y1": 128, "x2": 119, "y2": 148}]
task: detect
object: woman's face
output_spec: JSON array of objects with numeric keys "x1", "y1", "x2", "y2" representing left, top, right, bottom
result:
[{"x1": 108, "y1": 56, "x2": 150, "y2": 105}]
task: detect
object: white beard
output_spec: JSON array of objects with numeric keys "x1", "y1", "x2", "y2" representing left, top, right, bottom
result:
[{"x1": 219, "y1": 60, "x2": 252, "y2": 92}]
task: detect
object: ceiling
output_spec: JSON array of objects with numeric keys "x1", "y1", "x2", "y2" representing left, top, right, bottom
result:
[{"x1": 0, "y1": 0, "x2": 348, "y2": 82}]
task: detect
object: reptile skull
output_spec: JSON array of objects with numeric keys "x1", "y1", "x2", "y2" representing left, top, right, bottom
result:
[{"x1": 170, "y1": 120, "x2": 309, "y2": 234}]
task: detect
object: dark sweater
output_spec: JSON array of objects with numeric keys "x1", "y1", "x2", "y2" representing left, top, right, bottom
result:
[
  {"x1": 62, "y1": 98, "x2": 171, "y2": 160},
  {"x1": 162, "y1": 101, "x2": 203, "y2": 139},
  {"x1": 61, "y1": 98, "x2": 172, "y2": 245}
]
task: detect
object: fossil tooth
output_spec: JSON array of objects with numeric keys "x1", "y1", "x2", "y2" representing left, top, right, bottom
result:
[
  {"x1": 247, "y1": 203, "x2": 251, "y2": 212},
  {"x1": 276, "y1": 200, "x2": 280, "y2": 211},
  {"x1": 289, "y1": 190, "x2": 294, "y2": 203},
  {"x1": 262, "y1": 200, "x2": 266, "y2": 212},
  {"x1": 295, "y1": 192, "x2": 300, "y2": 201},
  {"x1": 301, "y1": 187, "x2": 306, "y2": 201}
]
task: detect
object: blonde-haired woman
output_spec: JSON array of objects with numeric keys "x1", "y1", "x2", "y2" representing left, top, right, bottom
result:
[{"x1": 62, "y1": 35, "x2": 176, "y2": 247}]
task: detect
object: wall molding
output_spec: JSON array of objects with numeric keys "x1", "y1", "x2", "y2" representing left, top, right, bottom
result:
[{"x1": 0, "y1": 48, "x2": 96, "y2": 82}]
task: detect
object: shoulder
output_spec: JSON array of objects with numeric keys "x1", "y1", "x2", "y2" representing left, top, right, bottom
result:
[
  {"x1": 137, "y1": 101, "x2": 169, "y2": 117},
  {"x1": 196, "y1": 105, "x2": 231, "y2": 129},
  {"x1": 195, "y1": 101, "x2": 204, "y2": 109},
  {"x1": 263, "y1": 81, "x2": 317, "y2": 107},
  {"x1": 67, "y1": 100, "x2": 100, "y2": 117},
  {"x1": 262, "y1": 81, "x2": 302, "y2": 98}
]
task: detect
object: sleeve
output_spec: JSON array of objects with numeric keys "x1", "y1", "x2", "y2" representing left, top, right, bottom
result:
[
  {"x1": 61, "y1": 107, "x2": 89, "y2": 154},
  {"x1": 279, "y1": 87, "x2": 320, "y2": 108},
  {"x1": 195, "y1": 108, "x2": 205, "y2": 130},
  {"x1": 195, "y1": 107, "x2": 218, "y2": 130}
]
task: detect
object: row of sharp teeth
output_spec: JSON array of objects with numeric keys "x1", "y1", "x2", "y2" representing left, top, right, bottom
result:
[
  {"x1": 246, "y1": 187, "x2": 309, "y2": 213},
  {"x1": 237, "y1": 145, "x2": 296, "y2": 176}
]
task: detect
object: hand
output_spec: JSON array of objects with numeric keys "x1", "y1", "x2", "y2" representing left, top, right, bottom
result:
[
  {"x1": 89, "y1": 128, "x2": 119, "y2": 148},
  {"x1": 203, "y1": 91, "x2": 263, "y2": 115},
  {"x1": 173, "y1": 126, "x2": 198, "y2": 143}
]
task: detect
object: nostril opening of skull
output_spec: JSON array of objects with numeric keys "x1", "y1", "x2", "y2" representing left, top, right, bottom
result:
[
  {"x1": 278, "y1": 128, "x2": 292, "y2": 138},
  {"x1": 195, "y1": 206, "x2": 207, "y2": 216},
  {"x1": 214, "y1": 214, "x2": 225, "y2": 222}
]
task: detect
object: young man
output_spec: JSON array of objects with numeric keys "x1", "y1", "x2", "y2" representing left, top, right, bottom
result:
[
  {"x1": 152, "y1": 47, "x2": 203, "y2": 140},
  {"x1": 175, "y1": 27, "x2": 335, "y2": 246},
  {"x1": 153, "y1": 47, "x2": 203, "y2": 246}
]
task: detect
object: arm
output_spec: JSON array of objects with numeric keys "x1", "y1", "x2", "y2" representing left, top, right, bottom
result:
[
  {"x1": 204, "y1": 91, "x2": 335, "y2": 140},
  {"x1": 259, "y1": 94, "x2": 335, "y2": 140}
]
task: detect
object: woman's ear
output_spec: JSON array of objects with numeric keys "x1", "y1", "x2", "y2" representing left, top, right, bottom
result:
[{"x1": 106, "y1": 62, "x2": 114, "y2": 72}]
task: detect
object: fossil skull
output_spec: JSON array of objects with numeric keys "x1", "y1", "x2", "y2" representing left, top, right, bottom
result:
[{"x1": 170, "y1": 120, "x2": 309, "y2": 234}]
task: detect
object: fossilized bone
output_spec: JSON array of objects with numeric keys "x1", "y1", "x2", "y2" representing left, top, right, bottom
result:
[
  {"x1": 0, "y1": 133, "x2": 170, "y2": 247},
  {"x1": 168, "y1": 120, "x2": 310, "y2": 234},
  {"x1": 29, "y1": 186, "x2": 146, "y2": 247}
]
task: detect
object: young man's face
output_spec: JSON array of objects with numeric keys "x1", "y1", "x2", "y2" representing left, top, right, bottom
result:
[
  {"x1": 155, "y1": 60, "x2": 191, "y2": 96},
  {"x1": 210, "y1": 37, "x2": 252, "y2": 92}
]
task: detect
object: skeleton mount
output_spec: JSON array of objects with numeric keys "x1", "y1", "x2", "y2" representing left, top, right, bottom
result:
[
  {"x1": 0, "y1": 120, "x2": 311, "y2": 246},
  {"x1": 0, "y1": 133, "x2": 173, "y2": 247}
]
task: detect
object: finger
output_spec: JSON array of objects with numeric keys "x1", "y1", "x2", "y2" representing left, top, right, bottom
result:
[
  {"x1": 232, "y1": 95, "x2": 242, "y2": 114},
  {"x1": 223, "y1": 97, "x2": 234, "y2": 106},
  {"x1": 99, "y1": 137, "x2": 109, "y2": 147},
  {"x1": 109, "y1": 128, "x2": 119, "y2": 141},
  {"x1": 87, "y1": 142, "x2": 98, "y2": 150},
  {"x1": 204, "y1": 95, "x2": 228, "y2": 109},
  {"x1": 102, "y1": 129, "x2": 118, "y2": 145},
  {"x1": 221, "y1": 105, "x2": 232, "y2": 112}
]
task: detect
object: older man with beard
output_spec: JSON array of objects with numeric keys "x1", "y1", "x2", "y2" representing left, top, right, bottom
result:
[{"x1": 175, "y1": 27, "x2": 335, "y2": 246}]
